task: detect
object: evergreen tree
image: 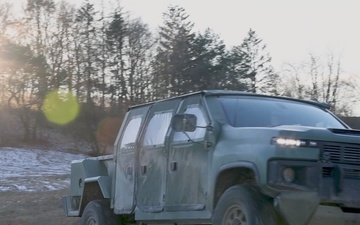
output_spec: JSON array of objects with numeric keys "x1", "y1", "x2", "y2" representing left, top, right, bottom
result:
[
  {"x1": 75, "y1": 1, "x2": 98, "y2": 104},
  {"x1": 152, "y1": 5, "x2": 195, "y2": 98},
  {"x1": 106, "y1": 8, "x2": 127, "y2": 111},
  {"x1": 190, "y1": 29, "x2": 244, "y2": 90},
  {"x1": 125, "y1": 18, "x2": 154, "y2": 104},
  {"x1": 232, "y1": 29, "x2": 278, "y2": 94},
  {"x1": 75, "y1": 1, "x2": 101, "y2": 153}
]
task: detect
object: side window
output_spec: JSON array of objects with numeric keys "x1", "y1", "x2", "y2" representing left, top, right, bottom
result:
[
  {"x1": 173, "y1": 106, "x2": 206, "y2": 142},
  {"x1": 143, "y1": 111, "x2": 173, "y2": 147},
  {"x1": 120, "y1": 117, "x2": 142, "y2": 148}
]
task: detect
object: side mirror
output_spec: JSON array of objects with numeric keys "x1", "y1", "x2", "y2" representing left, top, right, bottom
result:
[{"x1": 171, "y1": 114, "x2": 197, "y2": 132}]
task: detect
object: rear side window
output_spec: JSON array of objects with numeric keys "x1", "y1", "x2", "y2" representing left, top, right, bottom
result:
[
  {"x1": 219, "y1": 97, "x2": 345, "y2": 128},
  {"x1": 143, "y1": 111, "x2": 173, "y2": 146},
  {"x1": 120, "y1": 117, "x2": 142, "y2": 148}
]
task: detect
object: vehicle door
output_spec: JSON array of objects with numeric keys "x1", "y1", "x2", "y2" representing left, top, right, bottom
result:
[
  {"x1": 136, "y1": 99, "x2": 181, "y2": 212},
  {"x1": 113, "y1": 106, "x2": 150, "y2": 214},
  {"x1": 165, "y1": 95, "x2": 210, "y2": 211}
]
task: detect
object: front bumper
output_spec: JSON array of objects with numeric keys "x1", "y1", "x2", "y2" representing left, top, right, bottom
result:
[
  {"x1": 268, "y1": 160, "x2": 360, "y2": 225},
  {"x1": 268, "y1": 160, "x2": 360, "y2": 208}
]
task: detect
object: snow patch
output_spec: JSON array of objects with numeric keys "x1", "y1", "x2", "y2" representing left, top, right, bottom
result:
[{"x1": 0, "y1": 147, "x2": 87, "y2": 192}]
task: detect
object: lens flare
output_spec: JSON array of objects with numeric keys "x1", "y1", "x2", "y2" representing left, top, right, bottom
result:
[{"x1": 42, "y1": 90, "x2": 79, "y2": 125}]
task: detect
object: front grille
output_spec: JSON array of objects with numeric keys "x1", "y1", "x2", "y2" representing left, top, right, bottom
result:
[
  {"x1": 322, "y1": 167, "x2": 332, "y2": 177},
  {"x1": 344, "y1": 169, "x2": 360, "y2": 179},
  {"x1": 322, "y1": 167, "x2": 360, "y2": 180},
  {"x1": 321, "y1": 142, "x2": 360, "y2": 166}
]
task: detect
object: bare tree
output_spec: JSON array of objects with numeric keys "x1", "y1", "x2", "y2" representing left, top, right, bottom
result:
[
  {"x1": 281, "y1": 52, "x2": 359, "y2": 115},
  {"x1": 0, "y1": 1, "x2": 13, "y2": 36},
  {"x1": 0, "y1": 40, "x2": 40, "y2": 140},
  {"x1": 125, "y1": 18, "x2": 154, "y2": 105}
]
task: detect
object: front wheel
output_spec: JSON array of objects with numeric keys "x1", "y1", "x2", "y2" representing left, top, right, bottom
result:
[
  {"x1": 80, "y1": 200, "x2": 119, "y2": 225},
  {"x1": 212, "y1": 185, "x2": 280, "y2": 225}
]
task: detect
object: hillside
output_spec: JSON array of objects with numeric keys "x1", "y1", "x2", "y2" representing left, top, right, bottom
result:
[
  {"x1": 0, "y1": 147, "x2": 87, "y2": 192},
  {"x1": 0, "y1": 147, "x2": 88, "y2": 224}
]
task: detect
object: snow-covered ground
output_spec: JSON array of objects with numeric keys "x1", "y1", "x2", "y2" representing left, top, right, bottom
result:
[{"x1": 0, "y1": 147, "x2": 87, "y2": 192}]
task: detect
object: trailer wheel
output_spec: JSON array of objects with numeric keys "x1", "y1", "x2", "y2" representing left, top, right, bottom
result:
[
  {"x1": 213, "y1": 185, "x2": 279, "y2": 225},
  {"x1": 80, "y1": 200, "x2": 119, "y2": 225}
]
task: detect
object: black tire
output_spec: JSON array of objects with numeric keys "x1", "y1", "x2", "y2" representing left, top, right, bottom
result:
[
  {"x1": 80, "y1": 200, "x2": 119, "y2": 225},
  {"x1": 212, "y1": 185, "x2": 279, "y2": 225}
]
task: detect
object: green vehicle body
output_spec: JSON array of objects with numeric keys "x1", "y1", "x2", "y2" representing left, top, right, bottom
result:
[{"x1": 63, "y1": 90, "x2": 360, "y2": 225}]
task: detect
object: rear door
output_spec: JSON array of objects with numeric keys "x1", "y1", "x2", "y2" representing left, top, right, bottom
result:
[{"x1": 113, "y1": 106, "x2": 150, "y2": 214}]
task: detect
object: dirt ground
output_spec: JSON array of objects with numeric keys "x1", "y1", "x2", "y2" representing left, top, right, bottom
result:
[{"x1": 0, "y1": 189, "x2": 80, "y2": 225}]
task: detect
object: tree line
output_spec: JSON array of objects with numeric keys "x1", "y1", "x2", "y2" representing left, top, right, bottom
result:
[{"x1": 0, "y1": 0, "x2": 358, "y2": 153}]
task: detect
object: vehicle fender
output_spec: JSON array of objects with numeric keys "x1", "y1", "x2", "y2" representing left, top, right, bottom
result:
[
  {"x1": 217, "y1": 161, "x2": 260, "y2": 183},
  {"x1": 70, "y1": 156, "x2": 113, "y2": 196},
  {"x1": 63, "y1": 176, "x2": 112, "y2": 217},
  {"x1": 83, "y1": 176, "x2": 112, "y2": 199},
  {"x1": 212, "y1": 161, "x2": 260, "y2": 209},
  {"x1": 76, "y1": 176, "x2": 113, "y2": 216},
  {"x1": 64, "y1": 156, "x2": 114, "y2": 217}
]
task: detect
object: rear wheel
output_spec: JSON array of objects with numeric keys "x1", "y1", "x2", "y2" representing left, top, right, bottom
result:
[
  {"x1": 80, "y1": 200, "x2": 119, "y2": 225},
  {"x1": 213, "y1": 185, "x2": 280, "y2": 225}
]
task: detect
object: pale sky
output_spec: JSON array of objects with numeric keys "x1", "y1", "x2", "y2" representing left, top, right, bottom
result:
[
  {"x1": 15, "y1": 0, "x2": 360, "y2": 75},
  {"x1": 11, "y1": 0, "x2": 360, "y2": 114},
  {"x1": 118, "y1": 0, "x2": 360, "y2": 76}
]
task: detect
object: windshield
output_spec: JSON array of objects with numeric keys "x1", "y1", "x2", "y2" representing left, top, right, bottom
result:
[{"x1": 219, "y1": 97, "x2": 346, "y2": 129}]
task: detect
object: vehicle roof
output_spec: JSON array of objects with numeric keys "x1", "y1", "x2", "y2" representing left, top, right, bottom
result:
[{"x1": 129, "y1": 90, "x2": 330, "y2": 110}]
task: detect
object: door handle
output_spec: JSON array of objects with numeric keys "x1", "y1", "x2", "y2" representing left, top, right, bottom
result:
[
  {"x1": 141, "y1": 165, "x2": 147, "y2": 175},
  {"x1": 170, "y1": 161, "x2": 177, "y2": 171}
]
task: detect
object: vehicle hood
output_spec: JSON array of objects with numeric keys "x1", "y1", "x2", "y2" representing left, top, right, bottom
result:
[{"x1": 220, "y1": 125, "x2": 360, "y2": 146}]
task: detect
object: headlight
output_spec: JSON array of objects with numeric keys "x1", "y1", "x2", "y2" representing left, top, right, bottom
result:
[{"x1": 271, "y1": 137, "x2": 317, "y2": 147}]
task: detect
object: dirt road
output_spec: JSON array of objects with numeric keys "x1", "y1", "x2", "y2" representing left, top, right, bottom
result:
[{"x1": 0, "y1": 189, "x2": 80, "y2": 225}]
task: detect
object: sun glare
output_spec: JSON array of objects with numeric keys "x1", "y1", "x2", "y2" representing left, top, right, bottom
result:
[{"x1": 42, "y1": 89, "x2": 79, "y2": 125}]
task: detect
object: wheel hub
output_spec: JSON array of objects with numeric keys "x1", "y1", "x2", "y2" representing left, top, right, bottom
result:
[
  {"x1": 86, "y1": 216, "x2": 98, "y2": 225},
  {"x1": 223, "y1": 205, "x2": 247, "y2": 225}
]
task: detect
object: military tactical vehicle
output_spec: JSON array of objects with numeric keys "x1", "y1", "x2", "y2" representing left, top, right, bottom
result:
[{"x1": 63, "y1": 90, "x2": 360, "y2": 225}]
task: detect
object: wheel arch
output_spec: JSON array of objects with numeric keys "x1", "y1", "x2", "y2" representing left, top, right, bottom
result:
[
  {"x1": 79, "y1": 176, "x2": 112, "y2": 216},
  {"x1": 213, "y1": 162, "x2": 260, "y2": 209}
]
